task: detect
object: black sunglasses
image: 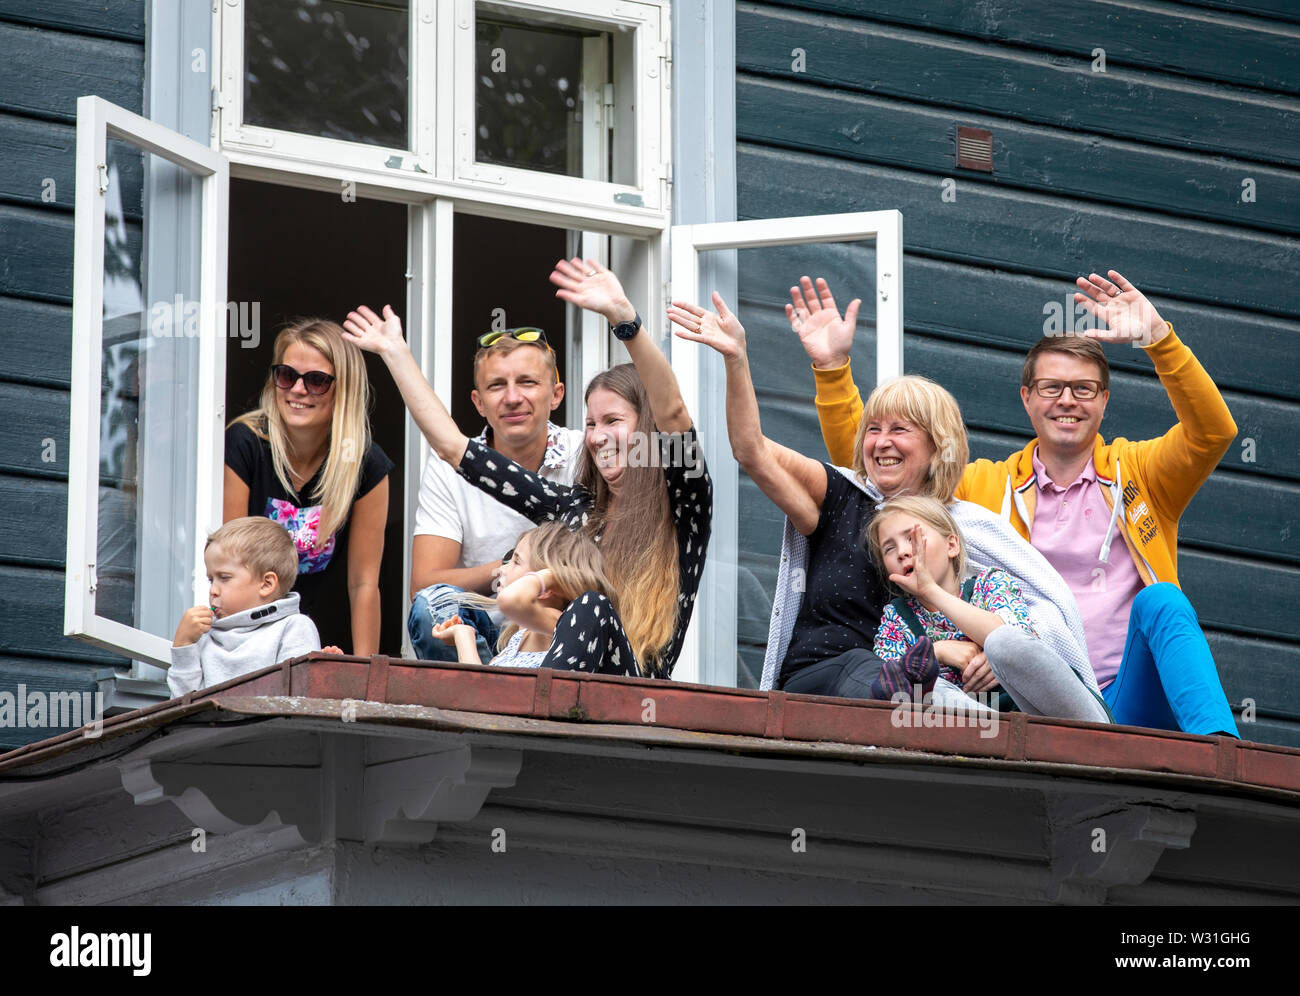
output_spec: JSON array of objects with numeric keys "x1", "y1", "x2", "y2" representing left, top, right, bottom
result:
[
  {"x1": 477, "y1": 327, "x2": 551, "y2": 350},
  {"x1": 271, "y1": 364, "x2": 336, "y2": 395},
  {"x1": 501, "y1": 547, "x2": 515, "y2": 565}
]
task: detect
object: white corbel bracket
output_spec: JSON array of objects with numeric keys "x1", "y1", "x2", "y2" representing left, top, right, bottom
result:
[
  {"x1": 120, "y1": 743, "x2": 522, "y2": 848},
  {"x1": 1045, "y1": 793, "x2": 1196, "y2": 905}
]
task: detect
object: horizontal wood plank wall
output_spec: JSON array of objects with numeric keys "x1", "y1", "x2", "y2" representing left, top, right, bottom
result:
[
  {"x1": 0, "y1": 4, "x2": 143, "y2": 745},
  {"x1": 734, "y1": 1, "x2": 1300, "y2": 744}
]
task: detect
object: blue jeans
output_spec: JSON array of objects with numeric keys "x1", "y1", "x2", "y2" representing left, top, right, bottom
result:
[
  {"x1": 408, "y1": 583, "x2": 499, "y2": 665},
  {"x1": 1102, "y1": 583, "x2": 1239, "y2": 737}
]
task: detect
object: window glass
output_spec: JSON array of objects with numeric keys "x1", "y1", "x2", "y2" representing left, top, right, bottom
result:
[
  {"x1": 244, "y1": 0, "x2": 410, "y2": 149},
  {"x1": 98, "y1": 139, "x2": 204, "y2": 639},
  {"x1": 476, "y1": 16, "x2": 607, "y2": 179}
]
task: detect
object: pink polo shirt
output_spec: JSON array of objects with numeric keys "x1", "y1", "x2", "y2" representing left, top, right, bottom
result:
[{"x1": 1029, "y1": 450, "x2": 1144, "y2": 689}]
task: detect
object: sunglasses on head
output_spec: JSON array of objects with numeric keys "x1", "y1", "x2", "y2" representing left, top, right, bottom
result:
[
  {"x1": 271, "y1": 364, "x2": 336, "y2": 395},
  {"x1": 501, "y1": 547, "x2": 515, "y2": 565},
  {"x1": 477, "y1": 327, "x2": 551, "y2": 350}
]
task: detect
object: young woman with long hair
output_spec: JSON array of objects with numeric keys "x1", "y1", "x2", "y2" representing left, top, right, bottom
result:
[
  {"x1": 342, "y1": 260, "x2": 712, "y2": 678},
  {"x1": 433, "y1": 521, "x2": 635, "y2": 674},
  {"x1": 225, "y1": 319, "x2": 392, "y2": 655}
]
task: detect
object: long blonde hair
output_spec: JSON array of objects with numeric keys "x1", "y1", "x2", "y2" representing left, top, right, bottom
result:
[
  {"x1": 231, "y1": 319, "x2": 373, "y2": 544},
  {"x1": 465, "y1": 522, "x2": 620, "y2": 653},
  {"x1": 866, "y1": 495, "x2": 968, "y2": 595},
  {"x1": 851, "y1": 375, "x2": 969, "y2": 504},
  {"x1": 576, "y1": 364, "x2": 680, "y2": 677}
]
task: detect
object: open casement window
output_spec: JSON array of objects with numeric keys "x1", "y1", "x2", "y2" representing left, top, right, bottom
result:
[
  {"x1": 65, "y1": 96, "x2": 229, "y2": 670},
  {"x1": 217, "y1": 0, "x2": 669, "y2": 229},
  {"x1": 668, "y1": 211, "x2": 905, "y2": 687}
]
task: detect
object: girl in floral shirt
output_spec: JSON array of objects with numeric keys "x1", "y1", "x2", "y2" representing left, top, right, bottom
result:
[{"x1": 866, "y1": 496, "x2": 1111, "y2": 721}]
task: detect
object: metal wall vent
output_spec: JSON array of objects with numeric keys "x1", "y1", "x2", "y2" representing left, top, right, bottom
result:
[{"x1": 956, "y1": 126, "x2": 994, "y2": 172}]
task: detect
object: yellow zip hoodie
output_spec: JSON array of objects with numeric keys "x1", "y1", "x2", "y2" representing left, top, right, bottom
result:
[{"x1": 811, "y1": 327, "x2": 1237, "y2": 587}]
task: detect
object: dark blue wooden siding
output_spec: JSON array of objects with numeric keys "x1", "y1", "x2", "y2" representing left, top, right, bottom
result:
[
  {"x1": 0, "y1": 1, "x2": 143, "y2": 747},
  {"x1": 734, "y1": 1, "x2": 1300, "y2": 745}
]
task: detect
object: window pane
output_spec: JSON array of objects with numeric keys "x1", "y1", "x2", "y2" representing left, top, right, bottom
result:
[
  {"x1": 476, "y1": 17, "x2": 606, "y2": 178},
  {"x1": 244, "y1": 0, "x2": 410, "y2": 149},
  {"x1": 98, "y1": 139, "x2": 203, "y2": 640},
  {"x1": 704, "y1": 244, "x2": 879, "y2": 689}
]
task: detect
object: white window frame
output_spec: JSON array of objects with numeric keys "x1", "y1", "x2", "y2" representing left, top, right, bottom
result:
[
  {"x1": 215, "y1": 0, "x2": 669, "y2": 231},
  {"x1": 65, "y1": 95, "x2": 229, "y2": 669},
  {"x1": 668, "y1": 210, "x2": 905, "y2": 687},
  {"x1": 66, "y1": 0, "x2": 674, "y2": 673},
  {"x1": 456, "y1": 0, "x2": 669, "y2": 211}
]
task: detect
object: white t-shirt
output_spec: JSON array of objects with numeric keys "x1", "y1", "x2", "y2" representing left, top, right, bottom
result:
[{"x1": 413, "y1": 422, "x2": 583, "y2": 572}]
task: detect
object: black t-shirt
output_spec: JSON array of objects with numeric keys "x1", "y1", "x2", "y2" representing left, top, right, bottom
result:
[
  {"x1": 778, "y1": 464, "x2": 889, "y2": 686},
  {"x1": 225, "y1": 421, "x2": 393, "y2": 651}
]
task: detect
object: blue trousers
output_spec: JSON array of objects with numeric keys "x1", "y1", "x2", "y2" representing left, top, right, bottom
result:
[
  {"x1": 1102, "y1": 583, "x2": 1239, "y2": 737},
  {"x1": 408, "y1": 583, "x2": 499, "y2": 665}
]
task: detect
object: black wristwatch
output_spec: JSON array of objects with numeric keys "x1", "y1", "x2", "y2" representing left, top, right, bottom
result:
[{"x1": 611, "y1": 312, "x2": 642, "y2": 341}]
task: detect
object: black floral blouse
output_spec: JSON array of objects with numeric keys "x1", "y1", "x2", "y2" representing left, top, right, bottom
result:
[{"x1": 457, "y1": 425, "x2": 712, "y2": 678}]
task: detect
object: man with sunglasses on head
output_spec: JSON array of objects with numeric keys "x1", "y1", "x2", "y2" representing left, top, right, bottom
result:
[
  {"x1": 800, "y1": 269, "x2": 1241, "y2": 736},
  {"x1": 407, "y1": 326, "x2": 583, "y2": 664}
]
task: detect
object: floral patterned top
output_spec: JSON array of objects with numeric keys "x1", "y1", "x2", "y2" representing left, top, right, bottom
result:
[
  {"x1": 872, "y1": 568, "x2": 1036, "y2": 689},
  {"x1": 225, "y1": 421, "x2": 392, "y2": 652}
]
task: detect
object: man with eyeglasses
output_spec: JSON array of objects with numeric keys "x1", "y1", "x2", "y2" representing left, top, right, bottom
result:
[
  {"x1": 798, "y1": 269, "x2": 1240, "y2": 736},
  {"x1": 954, "y1": 270, "x2": 1240, "y2": 736},
  {"x1": 407, "y1": 327, "x2": 583, "y2": 664}
]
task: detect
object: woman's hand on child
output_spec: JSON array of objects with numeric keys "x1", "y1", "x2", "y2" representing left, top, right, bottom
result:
[
  {"x1": 173, "y1": 606, "x2": 214, "y2": 647},
  {"x1": 667, "y1": 293, "x2": 747, "y2": 359},
  {"x1": 550, "y1": 258, "x2": 636, "y2": 326},
  {"x1": 961, "y1": 651, "x2": 1001, "y2": 694},
  {"x1": 342, "y1": 304, "x2": 406, "y2": 357}
]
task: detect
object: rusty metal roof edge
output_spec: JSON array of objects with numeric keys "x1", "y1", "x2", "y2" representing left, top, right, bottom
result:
[{"x1": 5, "y1": 690, "x2": 1295, "y2": 807}]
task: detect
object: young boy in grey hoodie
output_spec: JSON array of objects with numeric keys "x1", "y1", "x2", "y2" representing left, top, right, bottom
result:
[{"x1": 167, "y1": 517, "x2": 330, "y2": 697}]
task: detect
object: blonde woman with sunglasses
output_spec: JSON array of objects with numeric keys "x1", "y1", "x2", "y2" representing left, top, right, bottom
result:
[{"x1": 226, "y1": 320, "x2": 392, "y2": 656}]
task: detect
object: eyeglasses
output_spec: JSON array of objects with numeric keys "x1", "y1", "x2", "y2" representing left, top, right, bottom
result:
[
  {"x1": 477, "y1": 327, "x2": 551, "y2": 350},
  {"x1": 1029, "y1": 379, "x2": 1102, "y2": 400},
  {"x1": 501, "y1": 547, "x2": 515, "y2": 565},
  {"x1": 271, "y1": 364, "x2": 336, "y2": 395}
]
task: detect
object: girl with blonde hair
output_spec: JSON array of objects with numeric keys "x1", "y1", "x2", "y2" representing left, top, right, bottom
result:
[
  {"x1": 432, "y1": 521, "x2": 635, "y2": 673},
  {"x1": 343, "y1": 259, "x2": 711, "y2": 678},
  {"x1": 226, "y1": 319, "x2": 392, "y2": 655},
  {"x1": 866, "y1": 496, "x2": 1108, "y2": 721}
]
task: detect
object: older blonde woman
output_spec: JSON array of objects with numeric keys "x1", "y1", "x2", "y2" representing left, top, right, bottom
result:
[{"x1": 670, "y1": 286, "x2": 1095, "y2": 705}]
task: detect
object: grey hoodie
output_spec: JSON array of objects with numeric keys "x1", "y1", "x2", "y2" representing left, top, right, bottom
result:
[{"x1": 167, "y1": 593, "x2": 321, "y2": 697}]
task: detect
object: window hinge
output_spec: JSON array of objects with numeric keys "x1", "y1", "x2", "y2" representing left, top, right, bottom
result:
[
  {"x1": 603, "y1": 83, "x2": 615, "y2": 113},
  {"x1": 87, "y1": 563, "x2": 98, "y2": 595},
  {"x1": 211, "y1": 86, "x2": 224, "y2": 112},
  {"x1": 96, "y1": 163, "x2": 109, "y2": 194}
]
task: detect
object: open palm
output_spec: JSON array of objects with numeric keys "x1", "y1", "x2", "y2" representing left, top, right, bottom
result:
[
  {"x1": 1074, "y1": 270, "x2": 1165, "y2": 344},
  {"x1": 549, "y1": 257, "x2": 631, "y2": 321},
  {"x1": 342, "y1": 304, "x2": 405, "y2": 355},
  {"x1": 667, "y1": 293, "x2": 746, "y2": 359},
  {"x1": 787, "y1": 276, "x2": 860, "y2": 368}
]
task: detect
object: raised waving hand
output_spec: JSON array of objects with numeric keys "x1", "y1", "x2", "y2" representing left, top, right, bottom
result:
[
  {"x1": 667, "y1": 292, "x2": 746, "y2": 359},
  {"x1": 549, "y1": 257, "x2": 637, "y2": 325},
  {"x1": 342, "y1": 303, "x2": 469, "y2": 466},
  {"x1": 1073, "y1": 270, "x2": 1168, "y2": 346},
  {"x1": 786, "y1": 276, "x2": 861, "y2": 369}
]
